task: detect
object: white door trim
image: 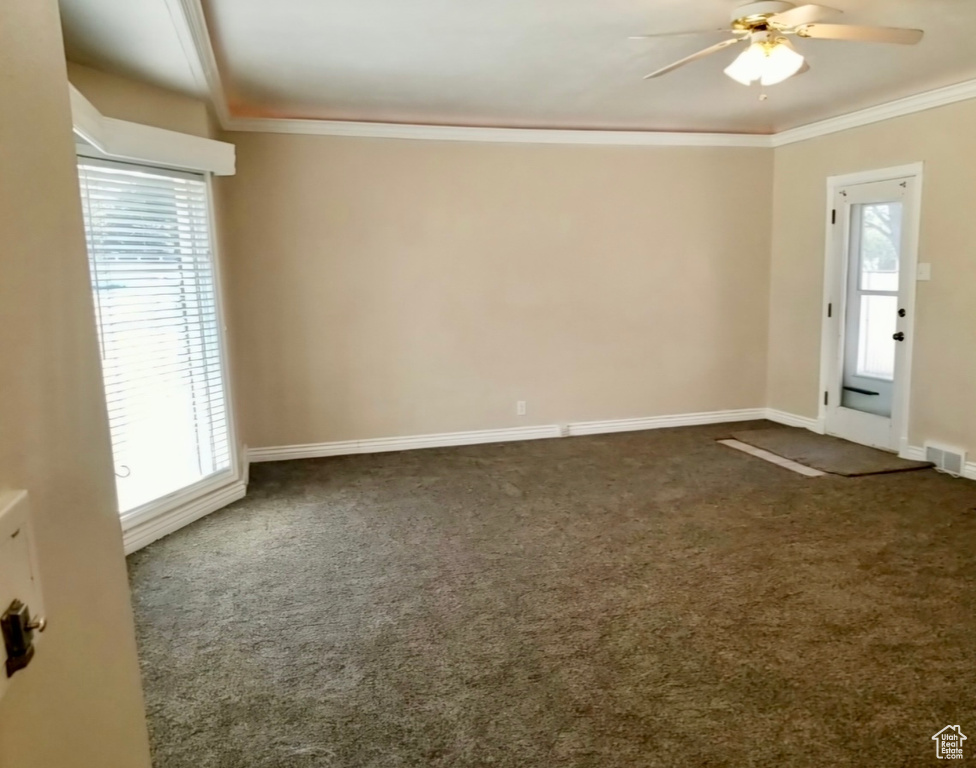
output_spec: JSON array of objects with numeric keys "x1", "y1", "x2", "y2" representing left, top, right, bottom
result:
[{"x1": 818, "y1": 163, "x2": 924, "y2": 454}]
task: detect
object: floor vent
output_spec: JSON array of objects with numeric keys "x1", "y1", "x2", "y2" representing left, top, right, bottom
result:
[{"x1": 925, "y1": 442, "x2": 966, "y2": 477}]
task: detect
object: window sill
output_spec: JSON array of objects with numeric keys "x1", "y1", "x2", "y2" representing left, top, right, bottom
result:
[{"x1": 121, "y1": 469, "x2": 246, "y2": 555}]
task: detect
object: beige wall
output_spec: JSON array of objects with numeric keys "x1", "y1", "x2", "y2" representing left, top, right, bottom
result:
[
  {"x1": 67, "y1": 60, "x2": 216, "y2": 138},
  {"x1": 220, "y1": 135, "x2": 773, "y2": 448},
  {"x1": 768, "y1": 99, "x2": 976, "y2": 455},
  {"x1": 63, "y1": 58, "x2": 976, "y2": 461},
  {"x1": 0, "y1": 2, "x2": 151, "y2": 768}
]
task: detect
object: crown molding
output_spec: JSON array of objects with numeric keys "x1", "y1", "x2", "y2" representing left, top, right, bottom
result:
[
  {"x1": 165, "y1": 0, "x2": 232, "y2": 126},
  {"x1": 770, "y1": 78, "x2": 976, "y2": 147},
  {"x1": 222, "y1": 115, "x2": 773, "y2": 147},
  {"x1": 219, "y1": 78, "x2": 976, "y2": 149},
  {"x1": 169, "y1": 0, "x2": 976, "y2": 149}
]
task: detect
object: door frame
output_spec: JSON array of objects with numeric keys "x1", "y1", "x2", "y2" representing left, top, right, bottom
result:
[{"x1": 817, "y1": 162, "x2": 924, "y2": 455}]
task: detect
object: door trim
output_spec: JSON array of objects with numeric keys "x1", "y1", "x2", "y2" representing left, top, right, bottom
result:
[{"x1": 817, "y1": 163, "x2": 924, "y2": 454}]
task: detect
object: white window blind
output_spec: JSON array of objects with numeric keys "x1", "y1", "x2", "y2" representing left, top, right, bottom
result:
[{"x1": 77, "y1": 159, "x2": 231, "y2": 515}]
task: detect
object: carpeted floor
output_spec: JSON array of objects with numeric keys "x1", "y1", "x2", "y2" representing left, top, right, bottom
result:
[{"x1": 128, "y1": 421, "x2": 976, "y2": 767}]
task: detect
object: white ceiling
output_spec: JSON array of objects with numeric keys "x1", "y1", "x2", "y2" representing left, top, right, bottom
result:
[{"x1": 60, "y1": 0, "x2": 976, "y2": 134}]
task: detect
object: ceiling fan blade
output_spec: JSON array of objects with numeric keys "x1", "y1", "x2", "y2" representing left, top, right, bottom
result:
[
  {"x1": 796, "y1": 23, "x2": 924, "y2": 44},
  {"x1": 768, "y1": 4, "x2": 839, "y2": 28},
  {"x1": 643, "y1": 38, "x2": 741, "y2": 79},
  {"x1": 629, "y1": 28, "x2": 729, "y2": 40}
]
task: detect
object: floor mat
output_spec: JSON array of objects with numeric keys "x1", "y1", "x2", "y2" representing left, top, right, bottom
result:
[
  {"x1": 718, "y1": 438, "x2": 827, "y2": 477},
  {"x1": 730, "y1": 426, "x2": 933, "y2": 476}
]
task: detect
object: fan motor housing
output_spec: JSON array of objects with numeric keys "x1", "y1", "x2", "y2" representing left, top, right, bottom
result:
[{"x1": 731, "y1": 1, "x2": 795, "y2": 28}]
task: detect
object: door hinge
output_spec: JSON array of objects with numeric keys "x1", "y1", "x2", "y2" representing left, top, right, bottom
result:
[
  {"x1": 824, "y1": 391, "x2": 829, "y2": 406},
  {"x1": 831, "y1": 209, "x2": 837, "y2": 224},
  {"x1": 827, "y1": 302, "x2": 832, "y2": 318}
]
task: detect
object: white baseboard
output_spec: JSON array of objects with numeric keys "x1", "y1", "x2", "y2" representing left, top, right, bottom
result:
[
  {"x1": 763, "y1": 408, "x2": 824, "y2": 432},
  {"x1": 249, "y1": 424, "x2": 561, "y2": 462},
  {"x1": 122, "y1": 479, "x2": 247, "y2": 554},
  {"x1": 900, "y1": 445, "x2": 927, "y2": 462},
  {"x1": 900, "y1": 445, "x2": 976, "y2": 481},
  {"x1": 248, "y1": 407, "x2": 769, "y2": 463},
  {"x1": 566, "y1": 408, "x2": 766, "y2": 437}
]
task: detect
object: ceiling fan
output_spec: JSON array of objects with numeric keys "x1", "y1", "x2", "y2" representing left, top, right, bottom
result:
[{"x1": 632, "y1": 1, "x2": 924, "y2": 87}]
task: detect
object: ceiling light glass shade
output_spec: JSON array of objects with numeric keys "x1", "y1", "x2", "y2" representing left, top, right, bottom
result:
[
  {"x1": 724, "y1": 40, "x2": 804, "y2": 86},
  {"x1": 760, "y1": 41, "x2": 804, "y2": 85},
  {"x1": 724, "y1": 43, "x2": 766, "y2": 85}
]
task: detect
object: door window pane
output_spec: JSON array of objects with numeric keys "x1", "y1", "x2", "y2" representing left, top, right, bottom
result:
[
  {"x1": 842, "y1": 198, "x2": 903, "y2": 417},
  {"x1": 856, "y1": 294, "x2": 897, "y2": 380},
  {"x1": 858, "y1": 203, "x2": 901, "y2": 291}
]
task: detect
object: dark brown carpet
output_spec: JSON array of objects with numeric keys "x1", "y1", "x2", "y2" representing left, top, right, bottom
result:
[
  {"x1": 128, "y1": 420, "x2": 976, "y2": 767},
  {"x1": 730, "y1": 426, "x2": 933, "y2": 476}
]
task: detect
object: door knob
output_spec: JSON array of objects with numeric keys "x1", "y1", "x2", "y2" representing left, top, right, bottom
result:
[
  {"x1": 892, "y1": 332, "x2": 905, "y2": 341},
  {"x1": 1, "y1": 599, "x2": 46, "y2": 678}
]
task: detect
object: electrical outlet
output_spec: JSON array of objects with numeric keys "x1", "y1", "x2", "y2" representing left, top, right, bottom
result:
[{"x1": 516, "y1": 401, "x2": 526, "y2": 416}]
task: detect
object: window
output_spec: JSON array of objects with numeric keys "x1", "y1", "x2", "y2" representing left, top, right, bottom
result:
[
  {"x1": 77, "y1": 159, "x2": 232, "y2": 515},
  {"x1": 852, "y1": 202, "x2": 902, "y2": 381}
]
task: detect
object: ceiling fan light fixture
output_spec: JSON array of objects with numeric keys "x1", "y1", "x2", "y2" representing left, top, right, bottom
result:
[
  {"x1": 724, "y1": 38, "x2": 804, "y2": 86},
  {"x1": 723, "y1": 42, "x2": 766, "y2": 84},
  {"x1": 760, "y1": 40, "x2": 805, "y2": 84}
]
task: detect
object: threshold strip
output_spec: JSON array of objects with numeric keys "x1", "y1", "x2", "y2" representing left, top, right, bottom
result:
[{"x1": 718, "y1": 439, "x2": 826, "y2": 477}]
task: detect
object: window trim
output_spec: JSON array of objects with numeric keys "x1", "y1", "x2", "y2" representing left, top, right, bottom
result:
[
  {"x1": 71, "y1": 90, "x2": 242, "y2": 553},
  {"x1": 70, "y1": 84, "x2": 235, "y2": 176},
  {"x1": 121, "y1": 466, "x2": 238, "y2": 529}
]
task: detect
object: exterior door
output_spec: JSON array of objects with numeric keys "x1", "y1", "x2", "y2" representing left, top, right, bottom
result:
[{"x1": 823, "y1": 175, "x2": 919, "y2": 452}]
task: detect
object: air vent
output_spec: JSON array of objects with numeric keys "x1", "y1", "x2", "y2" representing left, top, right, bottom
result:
[{"x1": 925, "y1": 442, "x2": 966, "y2": 477}]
